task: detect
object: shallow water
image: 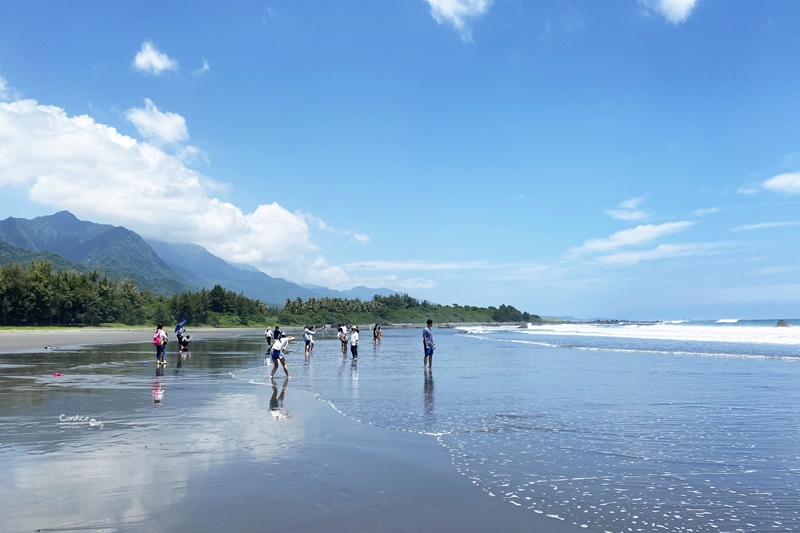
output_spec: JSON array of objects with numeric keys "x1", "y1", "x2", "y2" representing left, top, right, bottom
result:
[
  {"x1": 3, "y1": 327, "x2": 800, "y2": 532},
  {"x1": 236, "y1": 327, "x2": 800, "y2": 532}
]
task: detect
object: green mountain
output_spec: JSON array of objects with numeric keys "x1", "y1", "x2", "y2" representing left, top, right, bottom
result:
[
  {"x1": 0, "y1": 211, "x2": 191, "y2": 295},
  {"x1": 146, "y1": 240, "x2": 321, "y2": 306},
  {"x1": 0, "y1": 211, "x2": 402, "y2": 305},
  {"x1": 0, "y1": 239, "x2": 87, "y2": 272}
]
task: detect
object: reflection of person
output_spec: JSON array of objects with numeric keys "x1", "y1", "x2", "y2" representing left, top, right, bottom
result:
[
  {"x1": 151, "y1": 381, "x2": 164, "y2": 406},
  {"x1": 269, "y1": 380, "x2": 291, "y2": 420},
  {"x1": 423, "y1": 319, "x2": 435, "y2": 369},
  {"x1": 269, "y1": 333, "x2": 292, "y2": 379},
  {"x1": 350, "y1": 326, "x2": 359, "y2": 359},
  {"x1": 424, "y1": 368, "x2": 434, "y2": 417}
]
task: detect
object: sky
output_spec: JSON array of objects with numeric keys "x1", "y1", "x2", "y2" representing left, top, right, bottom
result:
[{"x1": 0, "y1": 0, "x2": 799, "y2": 321}]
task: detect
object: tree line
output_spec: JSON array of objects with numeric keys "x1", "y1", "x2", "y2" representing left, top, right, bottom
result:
[
  {"x1": 0, "y1": 260, "x2": 540, "y2": 328},
  {"x1": 0, "y1": 260, "x2": 269, "y2": 327}
]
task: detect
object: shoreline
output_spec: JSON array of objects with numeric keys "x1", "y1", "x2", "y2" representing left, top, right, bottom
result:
[{"x1": 0, "y1": 326, "x2": 268, "y2": 353}]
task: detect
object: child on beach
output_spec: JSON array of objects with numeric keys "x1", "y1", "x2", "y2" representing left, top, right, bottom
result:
[
  {"x1": 154, "y1": 323, "x2": 168, "y2": 366},
  {"x1": 269, "y1": 333, "x2": 292, "y2": 379}
]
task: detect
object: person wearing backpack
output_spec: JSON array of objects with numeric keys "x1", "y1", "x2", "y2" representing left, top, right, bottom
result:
[{"x1": 153, "y1": 323, "x2": 169, "y2": 366}]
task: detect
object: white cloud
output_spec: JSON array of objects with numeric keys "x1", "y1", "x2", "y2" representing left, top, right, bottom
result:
[
  {"x1": 754, "y1": 265, "x2": 799, "y2": 276},
  {"x1": 0, "y1": 98, "x2": 327, "y2": 282},
  {"x1": 572, "y1": 221, "x2": 693, "y2": 254},
  {"x1": 125, "y1": 98, "x2": 189, "y2": 145},
  {"x1": 604, "y1": 196, "x2": 652, "y2": 221},
  {"x1": 596, "y1": 243, "x2": 716, "y2": 265},
  {"x1": 641, "y1": 0, "x2": 698, "y2": 24},
  {"x1": 132, "y1": 41, "x2": 178, "y2": 75},
  {"x1": 733, "y1": 221, "x2": 800, "y2": 232},
  {"x1": 0, "y1": 76, "x2": 12, "y2": 101},
  {"x1": 193, "y1": 59, "x2": 211, "y2": 76},
  {"x1": 300, "y1": 212, "x2": 371, "y2": 244},
  {"x1": 762, "y1": 172, "x2": 800, "y2": 195},
  {"x1": 425, "y1": 0, "x2": 493, "y2": 42},
  {"x1": 694, "y1": 207, "x2": 720, "y2": 217},
  {"x1": 344, "y1": 259, "x2": 490, "y2": 271}
]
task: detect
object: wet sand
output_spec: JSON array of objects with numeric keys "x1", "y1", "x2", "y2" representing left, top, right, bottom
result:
[
  {"x1": 0, "y1": 329, "x2": 591, "y2": 533},
  {"x1": 0, "y1": 326, "x2": 266, "y2": 353}
]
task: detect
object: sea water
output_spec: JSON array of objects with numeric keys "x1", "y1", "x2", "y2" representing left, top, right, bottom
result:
[{"x1": 235, "y1": 321, "x2": 800, "y2": 532}]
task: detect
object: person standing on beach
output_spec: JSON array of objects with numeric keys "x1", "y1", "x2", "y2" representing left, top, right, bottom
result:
[
  {"x1": 423, "y1": 319, "x2": 435, "y2": 369},
  {"x1": 154, "y1": 323, "x2": 169, "y2": 366},
  {"x1": 350, "y1": 326, "x2": 359, "y2": 359},
  {"x1": 178, "y1": 330, "x2": 191, "y2": 358},
  {"x1": 269, "y1": 333, "x2": 292, "y2": 379},
  {"x1": 338, "y1": 324, "x2": 348, "y2": 355},
  {"x1": 303, "y1": 325, "x2": 315, "y2": 356},
  {"x1": 265, "y1": 326, "x2": 273, "y2": 346}
]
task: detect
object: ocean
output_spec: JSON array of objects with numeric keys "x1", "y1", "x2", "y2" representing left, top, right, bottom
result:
[{"x1": 236, "y1": 320, "x2": 800, "y2": 532}]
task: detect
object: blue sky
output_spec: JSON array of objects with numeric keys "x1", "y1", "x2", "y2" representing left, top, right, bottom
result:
[{"x1": 1, "y1": 0, "x2": 799, "y2": 320}]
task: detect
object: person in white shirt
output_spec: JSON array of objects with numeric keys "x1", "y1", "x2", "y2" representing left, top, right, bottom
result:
[
  {"x1": 349, "y1": 326, "x2": 359, "y2": 359},
  {"x1": 269, "y1": 333, "x2": 293, "y2": 379},
  {"x1": 303, "y1": 325, "x2": 315, "y2": 355}
]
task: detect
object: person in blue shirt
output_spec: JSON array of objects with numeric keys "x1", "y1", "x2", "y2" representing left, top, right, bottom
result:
[{"x1": 423, "y1": 319, "x2": 435, "y2": 369}]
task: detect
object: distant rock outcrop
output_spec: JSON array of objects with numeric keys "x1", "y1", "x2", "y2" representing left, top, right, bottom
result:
[{"x1": 776, "y1": 319, "x2": 792, "y2": 327}]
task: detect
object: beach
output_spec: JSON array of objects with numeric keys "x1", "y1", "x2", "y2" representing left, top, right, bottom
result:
[
  {"x1": 0, "y1": 327, "x2": 588, "y2": 533},
  {"x1": 0, "y1": 326, "x2": 266, "y2": 353},
  {"x1": 7, "y1": 322, "x2": 797, "y2": 532}
]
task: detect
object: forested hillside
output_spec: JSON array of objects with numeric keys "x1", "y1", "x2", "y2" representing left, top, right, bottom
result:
[{"x1": 0, "y1": 260, "x2": 540, "y2": 328}]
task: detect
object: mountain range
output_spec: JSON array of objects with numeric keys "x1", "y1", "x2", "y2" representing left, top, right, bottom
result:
[{"x1": 0, "y1": 211, "x2": 398, "y2": 306}]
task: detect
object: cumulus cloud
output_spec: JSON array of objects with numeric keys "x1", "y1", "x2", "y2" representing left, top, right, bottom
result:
[
  {"x1": 132, "y1": 41, "x2": 178, "y2": 75},
  {"x1": 125, "y1": 98, "x2": 189, "y2": 145},
  {"x1": 641, "y1": 0, "x2": 698, "y2": 24},
  {"x1": 425, "y1": 0, "x2": 493, "y2": 41},
  {"x1": 571, "y1": 221, "x2": 694, "y2": 254},
  {"x1": 605, "y1": 196, "x2": 652, "y2": 221},
  {"x1": 0, "y1": 98, "x2": 323, "y2": 282},
  {"x1": 762, "y1": 172, "x2": 800, "y2": 195}
]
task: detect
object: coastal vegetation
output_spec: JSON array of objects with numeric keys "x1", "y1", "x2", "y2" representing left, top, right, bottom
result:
[{"x1": 0, "y1": 260, "x2": 540, "y2": 328}]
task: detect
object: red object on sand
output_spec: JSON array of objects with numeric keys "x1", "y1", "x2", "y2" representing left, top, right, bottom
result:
[{"x1": 52, "y1": 372, "x2": 63, "y2": 377}]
